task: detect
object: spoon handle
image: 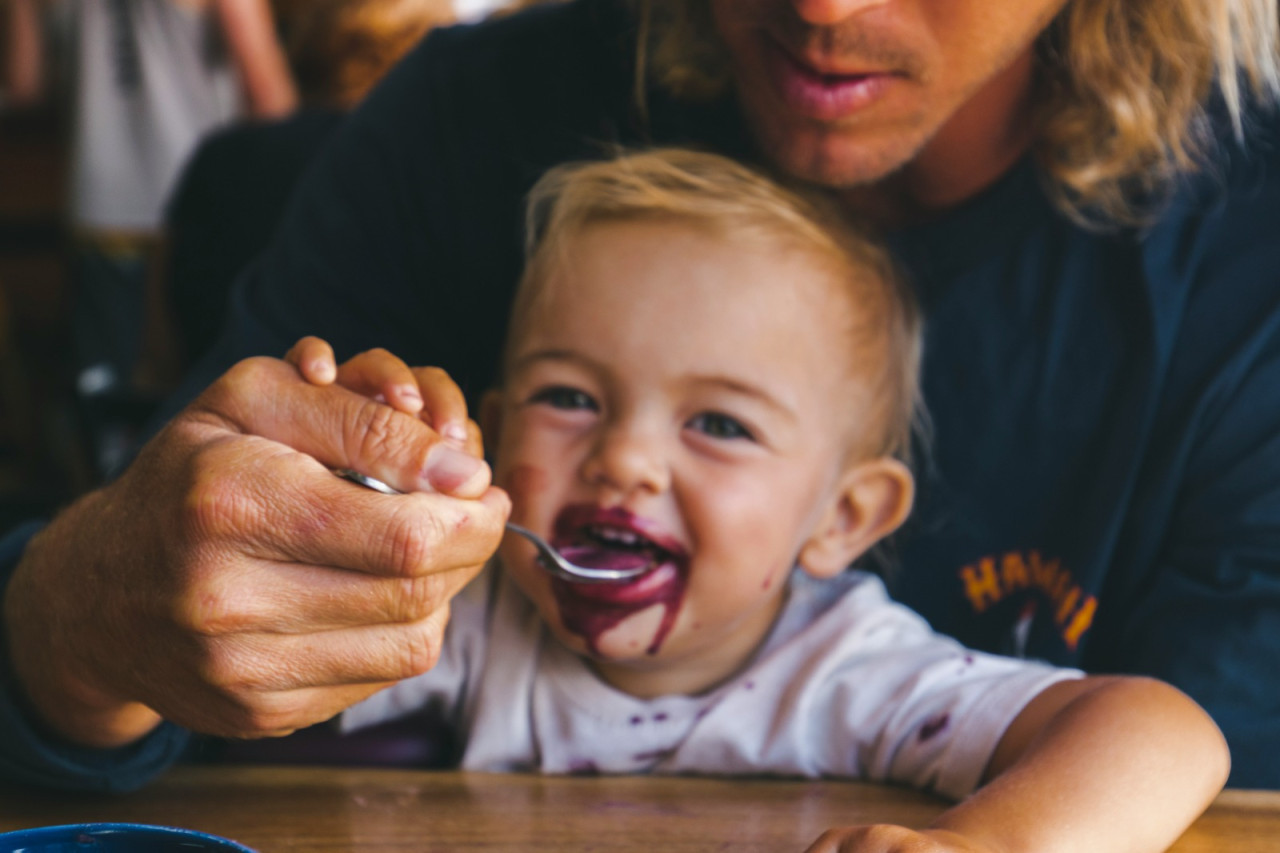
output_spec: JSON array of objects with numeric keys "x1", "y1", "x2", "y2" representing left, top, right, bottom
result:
[{"x1": 331, "y1": 469, "x2": 643, "y2": 583}]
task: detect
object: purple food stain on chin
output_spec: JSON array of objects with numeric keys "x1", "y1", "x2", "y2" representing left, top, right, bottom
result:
[
  {"x1": 551, "y1": 561, "x2": 688, "y2": 657},
  {"x1": 919, "y1": 713, "x2": 950, "y2": 742},
  {"x1": 548, "y1": 504, "x2": 690, "y2": 657},
  {"x1": 629, "y1": 715, "x2": 644, "y2": 726}
]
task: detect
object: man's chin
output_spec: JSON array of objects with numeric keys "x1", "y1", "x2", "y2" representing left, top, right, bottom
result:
[{"x1": 751, "y1": 118, "x2": 927, "y2": 190}]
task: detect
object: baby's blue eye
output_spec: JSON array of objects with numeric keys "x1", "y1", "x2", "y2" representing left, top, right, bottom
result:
[
  {"x1": 529, "y1": 386, "x2": 598, "y2": 411},
  {"x1": 688, "y1": 412, "x2": 754, "y2": 441}
]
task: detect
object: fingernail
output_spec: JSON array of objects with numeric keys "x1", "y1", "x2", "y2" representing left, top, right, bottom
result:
[
  {"x1": 442, "y1": 422, "x2": 469, "y2": 444},
  {"x1": 398, "y1": 386, "x2": 423, "y2": 406},
  {"x1": 309, "y1": 359, "x2": 335, "y2": 382},
  {"x1": 424, "y1": 445, "x2": 487, "y2": 494}
]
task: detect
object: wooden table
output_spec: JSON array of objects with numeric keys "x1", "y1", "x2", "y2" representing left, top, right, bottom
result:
[{"x1": 1, "y1": 766, "x2": 1277, "y2": 852}]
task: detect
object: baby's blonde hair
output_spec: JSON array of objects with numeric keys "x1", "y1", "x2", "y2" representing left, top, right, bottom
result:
[
  {"x1": 511, "y1": 148, "x2": 922, "y2": 463},
  {"x1": 628, "y1": 0, "x2": 1280, "y2": 227}
]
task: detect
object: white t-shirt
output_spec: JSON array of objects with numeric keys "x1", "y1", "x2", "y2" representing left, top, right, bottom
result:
[
  {"x1": 67, "y1": 0, "x2": 242, "y2": 231},
  {"x1": 342, "y1": 567, "x2": 1080, "y2": 800}
]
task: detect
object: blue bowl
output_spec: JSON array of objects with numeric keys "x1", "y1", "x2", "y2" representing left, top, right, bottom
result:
[{"x1": 0, "y1": 823, "x2": 256, "y2": 851}]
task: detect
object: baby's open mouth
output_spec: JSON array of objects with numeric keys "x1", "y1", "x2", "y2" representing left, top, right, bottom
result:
[
  {"x1": 549, "y1": 505, "x2": 689, "y2": 602},
  {"x1": 556, "y1": 524, "x2": 671, "y2": 575},
  {"x1": 547, "y1": 505, "x2": 690, "y2": 654}
]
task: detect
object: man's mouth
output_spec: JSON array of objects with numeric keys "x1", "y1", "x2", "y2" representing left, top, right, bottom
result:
[{"x1": 762, "y1": 38, "x2": 896, "y2": 121}]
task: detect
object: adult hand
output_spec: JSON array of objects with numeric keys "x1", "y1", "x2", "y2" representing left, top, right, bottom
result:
[
  {"x1": 2, "y1": 352, "x2": 509, "y2": 748},
  {"x1": 283, "y1": 336, "x2": 482, "y2": 455}
]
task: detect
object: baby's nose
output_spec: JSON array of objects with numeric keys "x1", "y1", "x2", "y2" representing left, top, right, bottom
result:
[{"x1": 580, "y1": 425, "x2": 671, "y2": 497}]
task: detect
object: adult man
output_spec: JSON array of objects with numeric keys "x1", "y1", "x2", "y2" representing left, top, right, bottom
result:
[{"x1": 2, "y1": 0, "x2": 1278, "y2": 790}]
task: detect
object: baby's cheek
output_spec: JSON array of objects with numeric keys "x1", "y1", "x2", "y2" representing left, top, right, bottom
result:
[{"x1": 502, "y1": 464, "x2": 551, "y2": 508}]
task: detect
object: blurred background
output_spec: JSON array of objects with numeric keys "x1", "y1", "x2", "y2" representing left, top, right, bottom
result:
[{"x1": 0, "y1": 0, "x2": 543, "y2": 528}]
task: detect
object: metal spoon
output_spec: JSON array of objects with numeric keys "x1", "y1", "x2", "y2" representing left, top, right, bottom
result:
[{"x1": 333, "y1": 468, "x2": 647, "y2": 584}]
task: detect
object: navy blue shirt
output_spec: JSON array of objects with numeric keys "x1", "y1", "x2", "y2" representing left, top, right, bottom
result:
[{"x1": 3, "y1": 0, "x2": 1278, "y2": 789}]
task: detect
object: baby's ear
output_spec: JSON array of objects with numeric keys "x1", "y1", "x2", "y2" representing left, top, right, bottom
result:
[
  {"x1": 798, "y1": 458, "x2": 914, "y2": 579},
  {"x1": 479, "y1": 390, "x2": 504, "y2": 457}
]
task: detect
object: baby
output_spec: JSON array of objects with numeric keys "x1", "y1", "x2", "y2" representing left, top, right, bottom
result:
[{"x1": 290, "y1": 149, "x2": 1228, "y2": 852}]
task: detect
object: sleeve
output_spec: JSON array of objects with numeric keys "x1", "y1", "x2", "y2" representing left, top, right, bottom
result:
[
  {"x1": 1096, "y1": 107, "x2": 1280, "y2": 788},
  {"x1": 684, "y1": 576, "x2": 1079, "y2": 799},
  {"x1": 809, "y1": 590, "x2": 1079, "y2": 800},
  {"x1": 0, "y1": 522, "x2": 189, "y2": 792},
  {"x1": 859, "y1": 647, "x2": 1077, "y2": 800}
]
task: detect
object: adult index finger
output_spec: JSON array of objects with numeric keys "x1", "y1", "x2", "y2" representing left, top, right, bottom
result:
[
  {"x1": 191, "y1": 355, "x2": 486, "y2": 497},
  {"x1": 186, "y1": 435, "x2": 510, "y2": 578}
]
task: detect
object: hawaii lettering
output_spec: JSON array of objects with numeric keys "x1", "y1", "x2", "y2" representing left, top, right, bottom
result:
[{"x1": 958, "y1": 550, "x2": 1096, "y2": 651}]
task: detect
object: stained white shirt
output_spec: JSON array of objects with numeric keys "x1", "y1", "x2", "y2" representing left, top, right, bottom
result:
[{"x1": 343, "y1": 566, "x2": 1079, "y2": 800}]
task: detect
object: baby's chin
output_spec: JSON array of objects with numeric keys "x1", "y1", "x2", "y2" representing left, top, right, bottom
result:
[{"x1": 562, "y1": 603, "x2": 669, "y2": 660}]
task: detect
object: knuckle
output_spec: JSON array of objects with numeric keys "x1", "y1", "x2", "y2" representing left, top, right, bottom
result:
[
  {"x1": 350, "y1": 399, "x2": 415, "y2": 462},
  {"x1": 396, "y1": 619, "x2": 445, "y2": 678},
  {"x1": 194, "y1": 641, "x2": 254, "y2": 692},
  {"x1": 390, "y1": 573, "x2": 448, "y2": 622},
  {"x1": 419, "y1": 366, "x2": 453, "y2": 389},
  {"x1": 181, "y1": 462, "x2": 253, "y2": 541},
  {"x1": 228, "y1": 697, "x2": 297, "y2": 738},
  {"x1": 171, "y1": 575, "x2": 243, "y2": 638},
  {"x1": 384, "y1": 571, "x2": 430, "y2": 617},
  {"x1": 195, "y1": 654, "x2": 298, "y2": 737},
  {"x1": 380, "y1": 498, "x2": 448, "y2": 577},
  {"x1": 220, "y1": 356, "x2": 280, "y2": 399}
]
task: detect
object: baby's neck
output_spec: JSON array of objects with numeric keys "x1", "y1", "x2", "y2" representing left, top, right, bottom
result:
[{"x1": 586, "y1": 585, "x2": 793, "y2": 700}]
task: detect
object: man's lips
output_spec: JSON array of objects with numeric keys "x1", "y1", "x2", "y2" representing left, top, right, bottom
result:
[{"x1": 762, "y1": 39, "x2": 896, "y2": 121}]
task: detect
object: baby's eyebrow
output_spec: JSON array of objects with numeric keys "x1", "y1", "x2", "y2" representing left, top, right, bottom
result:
[
  {"x1": 507, "y1": 348, "x2": 595, "y2": 374},
  {"x1": 684, "y1": 374, "x2": 798, "y2": 422}
]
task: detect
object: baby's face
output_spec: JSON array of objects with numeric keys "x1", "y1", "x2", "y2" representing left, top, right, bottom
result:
[{"x1": 491, "y1": 219, "x2": 871, "y2": 697}]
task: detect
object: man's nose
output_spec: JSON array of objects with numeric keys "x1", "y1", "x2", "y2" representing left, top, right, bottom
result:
[
  {"x1": 580, "y1": 422, "x2": 671, "y2": 499},
  {"x1": 790, "y1": 0, "x2": 891, "y2": 26}
]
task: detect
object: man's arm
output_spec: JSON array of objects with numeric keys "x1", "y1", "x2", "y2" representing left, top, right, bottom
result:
[
  {"x1": 807, "y1": 677, "x2": 1228, "y2": 853},
  {"x1": 0, "y1": 522, "x2": 190, "y2": 793},
  {"x1": 1091, "y1": 107, "x2": 1280, "y2": 789},
  {"x1": 3, "y1": 354, "x2": 505, "y2": 750},
  {"x1": 214, "y1": 0, "x2": 295, "y2": 118}
]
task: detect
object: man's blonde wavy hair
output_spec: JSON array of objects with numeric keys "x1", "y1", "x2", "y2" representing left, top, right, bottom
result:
[{"x1": 629, "y1": 0, "x2": 1280, "y2": 226}]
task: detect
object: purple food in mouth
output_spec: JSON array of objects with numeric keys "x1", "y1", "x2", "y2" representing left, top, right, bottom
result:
[
  {"x1": 556, "y1": 543, "x2": 656, "y2": 574},
  {"x1": 547, "y1": 504, "x2": 689, "y2": 655}
]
